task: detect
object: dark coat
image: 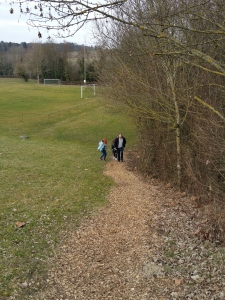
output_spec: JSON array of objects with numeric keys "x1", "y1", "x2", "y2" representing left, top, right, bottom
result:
[
  {"x1": 114, "y1": 136, "x2": 126, "y2": 148},
  {"x1": 111, "y1": 137, "x2": 117, "y2": 149}
]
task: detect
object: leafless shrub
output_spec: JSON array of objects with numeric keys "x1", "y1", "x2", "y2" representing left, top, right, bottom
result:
[{"x1": 95, "y1": 0, "x2": 225, "y2": 235}]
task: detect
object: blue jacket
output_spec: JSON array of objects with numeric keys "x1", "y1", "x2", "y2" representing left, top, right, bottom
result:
[{"x1": 98, "y1": 141, "x2": 107, "y2": 151}]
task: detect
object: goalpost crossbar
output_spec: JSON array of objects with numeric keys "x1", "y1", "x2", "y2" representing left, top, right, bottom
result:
[
  {"x1": 44, "y1": 79, "x2": 61, "y2": 85},
  {"x1": 81, "y1": 84, "x2": 97, "y2": 98}
]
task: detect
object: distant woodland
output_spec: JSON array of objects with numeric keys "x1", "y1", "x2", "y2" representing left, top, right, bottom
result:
[
  {"x1": 3, "y1": 0, "x2": 225, "y2": 238},
  {"x1": 0, "y1": 41, "x2": 98, "y2": 82}
]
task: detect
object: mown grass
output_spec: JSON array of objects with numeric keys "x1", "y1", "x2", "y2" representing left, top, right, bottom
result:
[{"x1": 0, "y1": 78, "x2": 137, "y2": 299}]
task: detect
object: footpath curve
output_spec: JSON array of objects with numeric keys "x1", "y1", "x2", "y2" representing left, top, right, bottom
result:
[{"x1": 36, "y1": 152, "x2": 225, "y2": 300}]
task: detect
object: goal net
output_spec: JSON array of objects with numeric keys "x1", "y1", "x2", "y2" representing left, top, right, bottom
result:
[
  {"x1": 44, "y1": 79, "x2": 61, "y2": 86},
  {"x1": 81, "y1": 84, "x2": 96, "y2": 98}
]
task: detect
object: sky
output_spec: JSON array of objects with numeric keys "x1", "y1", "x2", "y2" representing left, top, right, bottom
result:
[{"x1": 0, "y1": 2, "x2": 95, "y2": 45}]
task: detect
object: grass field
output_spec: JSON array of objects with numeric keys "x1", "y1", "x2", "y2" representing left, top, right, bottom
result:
[{"x1": 0, "y1": 78, "x2": 137, "y2": 299}]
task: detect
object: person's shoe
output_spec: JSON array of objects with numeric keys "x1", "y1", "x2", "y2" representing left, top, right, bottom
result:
[
  {"x1": 115, "y1": 158, "x2": 117, "y2": 160},
  {"x1": 99, "y1": 158, "x2": 102, "y2": 160}
]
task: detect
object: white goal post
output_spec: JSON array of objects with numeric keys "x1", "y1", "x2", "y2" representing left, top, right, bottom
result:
[
  {"x1": 44, "y1": 79, "x2": 61, "y2": 85},
  {"x1": 81, "y1": 84, "x2": 96, "y2": 98}
]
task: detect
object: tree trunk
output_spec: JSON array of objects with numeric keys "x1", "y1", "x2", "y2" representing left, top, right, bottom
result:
[{"x1": 163, "y1": 60, "x2": 182, "y2": 188}]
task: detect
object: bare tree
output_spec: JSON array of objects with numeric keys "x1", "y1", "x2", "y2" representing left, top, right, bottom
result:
[
  {"x1": 25, "y1": 43, "x2": 44, "y2": 82},
  {"x1": 8, "y1": 0, "x2": 225, "y2": 100},
  {"x1": 8, "y1": 0, "x2": 225, "y2": 217},
  {"x1": 14, "y1": 60, "x2": 29, "y2": 81},
  {"x1": 95, "y1": 0, "x2": 225, "y2": 202}
]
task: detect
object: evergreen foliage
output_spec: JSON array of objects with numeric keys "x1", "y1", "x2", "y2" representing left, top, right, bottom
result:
[{"x1": 0, "y1": 41, "x2": 98, "y2": 82}]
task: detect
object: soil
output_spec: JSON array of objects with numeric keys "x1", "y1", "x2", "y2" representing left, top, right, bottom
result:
[{"x1": 35, "y1": 151, "x2": 225, "y2": 300}]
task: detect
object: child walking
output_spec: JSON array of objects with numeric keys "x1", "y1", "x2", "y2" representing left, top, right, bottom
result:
[
  {"x1": 97, "y1": 138, "x2": 108, "y2": 160},
  {"x1": 111, "y1": 137, "x2": 118, "y2": 160}
]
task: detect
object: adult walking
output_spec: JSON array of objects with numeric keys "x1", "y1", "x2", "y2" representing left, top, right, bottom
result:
[{"x1": 114, "y1": 134, "x2": 126, "y2": 162}]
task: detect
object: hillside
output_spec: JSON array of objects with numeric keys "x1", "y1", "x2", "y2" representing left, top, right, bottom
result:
[
  {"x1": 0, "y1": 41, "x2": 96, "y2": 52},
  {"x1": 33, "y1": 152, "x2": 225, "y2": 300}
]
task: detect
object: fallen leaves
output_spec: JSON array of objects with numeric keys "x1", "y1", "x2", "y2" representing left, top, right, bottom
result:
[
  {"x1": 174, "y1": 277, "x2": 184, "y2": 286},
  {"x1": 16, "y1": 222, "x2": 26, "y2": 228},
  {"x1": 33, "y1": 156, "x2": 225, "y2": 300},
  {"x1": 195, "y1": 229, "x2": 200, "y2": 236}
]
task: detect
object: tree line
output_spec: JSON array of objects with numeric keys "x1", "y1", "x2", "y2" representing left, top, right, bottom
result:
[
  {"x1": 8, "y1": 0, "x2": 225, "y2": 236},
  {"x1": 93, "y1": 0, "x2": 225, "y2": 237},
  {"x1": 0, "y1": 41, "x2": 98, "y2": 82}
]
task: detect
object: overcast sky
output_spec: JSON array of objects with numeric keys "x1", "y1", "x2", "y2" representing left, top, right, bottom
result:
[{"x1": 0, "y1": 2, "x2": 95, "y2": 45}]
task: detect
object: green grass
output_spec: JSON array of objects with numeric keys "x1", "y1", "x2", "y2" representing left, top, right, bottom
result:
[{"x1": 0, "y1": 78, "x2": 138, "y2": 299}]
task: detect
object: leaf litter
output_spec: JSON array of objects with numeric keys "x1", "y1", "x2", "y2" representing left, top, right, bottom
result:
[{"x1": 28, "y1": 153, "x2": 225, "y2": 300}]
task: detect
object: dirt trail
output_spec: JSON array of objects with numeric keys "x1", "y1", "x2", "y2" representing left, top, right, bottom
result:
[{"x1": 36, "y1": 154, "x2": 225, "y2": 300}]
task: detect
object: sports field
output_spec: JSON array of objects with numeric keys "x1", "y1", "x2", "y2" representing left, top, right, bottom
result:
[{"x1": 0, "y1": 78, "x2": 137, "y2": 299}]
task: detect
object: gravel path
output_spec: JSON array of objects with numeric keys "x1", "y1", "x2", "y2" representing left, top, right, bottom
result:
[{"x1": 36, "y1": 153, "x2": 225, "y2": 300}]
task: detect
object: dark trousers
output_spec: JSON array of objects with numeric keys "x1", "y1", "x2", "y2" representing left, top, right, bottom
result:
[
  {"x1": 112, "y1": 149, "x2": 117, "y2": 158},
  {"x1": 100, "y1": 149, "x2": 107, "y2": 160},
  {"x1": 117, "y1": 147, "x2": 124, "y2": 162}
]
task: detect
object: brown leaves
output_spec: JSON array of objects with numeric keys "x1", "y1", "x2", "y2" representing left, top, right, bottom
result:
[
  {"x1": 166, "y1": 182, "x2": 172, "y2": 188},
  {"x1": 180, "y1": 192, "x2": 187, "y2": 198},
  {"x1": 194, "y1": 219, "x2": 210, "y2": 240},
  {"x1": 33, "y1": 158, "x2": 225, "y2": 299},
  {"x1": 174, "y1": 277, "x2": 184, "y2": 286},
  {"x1": 195, "y1": 229, "x2": 200, "y2": 236},
  {"x1": 16, "y1": 222, "x2": 26, "y2": 228}
]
